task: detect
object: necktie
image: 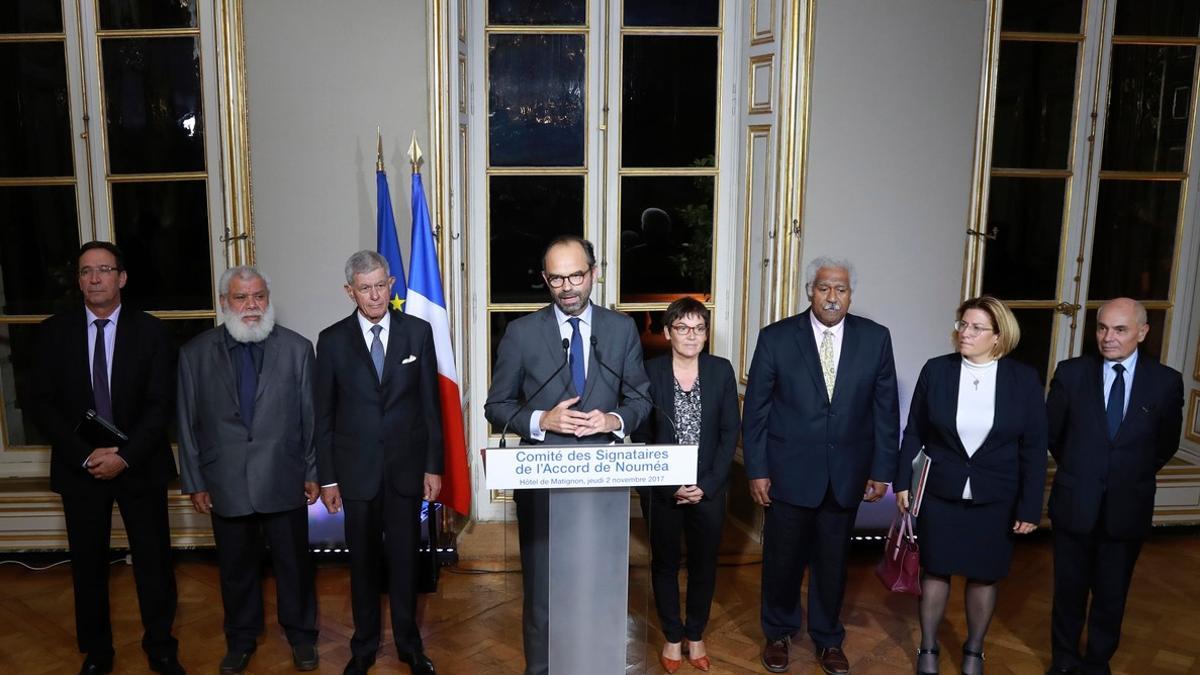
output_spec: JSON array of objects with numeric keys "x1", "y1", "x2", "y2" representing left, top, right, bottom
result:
[
  {"x1": 1106, "y1": 363, "x2": 1125, "y2": 439},
  {"x1": 92, "y1": 319, "x2": 113, "y2": 421},
  {"x1": 568, "y1": 317, "x2": 585, "y2": 397},
  {"x1": 819, "y1": 328, "x2": 836, "y2": 400},
  {"x1": 370, "y1": 324, "x2": 385, "y2": 380},
  {"x1": 238, "y1": 343, "x2": 257, "y2": 430}
]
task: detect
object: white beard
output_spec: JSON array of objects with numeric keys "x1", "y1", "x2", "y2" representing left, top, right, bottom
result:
[{"x1": 222, "y1": 302, "x2": 276, "y2": 343}]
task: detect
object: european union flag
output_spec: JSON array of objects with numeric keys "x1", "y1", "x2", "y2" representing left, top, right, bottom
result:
[{"x1": 376, "y1": 168, "x2": 407, "y2": 312}]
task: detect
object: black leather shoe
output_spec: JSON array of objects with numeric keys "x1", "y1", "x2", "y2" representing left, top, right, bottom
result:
[
  {"x1": 78, "y1": 656, "x2": 113, "y2": 675},
  {"x1": 398, "y1": 651, "x2": 435, "y2": 675},
  {"x1": 342, "y1": 655, "x2": 375, "y2": 675},
  {"x1": 291, "y1": 643, "x2": 319, "y2": 671},
  {"x1": 147, "y1": 654, "x2": 187, "y2": 675},
  {"x1": 218, "y1": 650, "x2": 253, "y2": 674}
]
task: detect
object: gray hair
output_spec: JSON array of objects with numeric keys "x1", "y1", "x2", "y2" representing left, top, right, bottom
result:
[
  {"x1": 804, "y1": 256, "x2": 856, "y2": 291},
  {"x1": 344, "y1": 250, "x2": 389, "y2": 284},
  {"x1": 218, "y1": 265, "x2": 271, "y2": 296}
]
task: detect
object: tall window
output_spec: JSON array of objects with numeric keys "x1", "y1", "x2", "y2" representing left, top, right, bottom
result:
[
  {"x1": 0, "y1": 0, "x2": 231, "y2": 459},
  {"x1": 972, "y1": 0, "x2": 1199, "y2": 382}
]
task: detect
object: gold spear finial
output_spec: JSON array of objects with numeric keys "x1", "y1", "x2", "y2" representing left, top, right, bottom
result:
[
  {"x1": 376, "y1": 127, "x2": 384, "y2": 172},
  {"x1": 408, "y1": 130, "x2": 424, "y2": 173}
]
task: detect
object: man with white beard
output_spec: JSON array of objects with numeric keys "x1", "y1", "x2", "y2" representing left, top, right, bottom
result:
[{"x1": 177, "y1": 266, "x2": 321, "y2": 674}]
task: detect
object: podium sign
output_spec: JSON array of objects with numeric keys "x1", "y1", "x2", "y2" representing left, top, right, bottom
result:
[
  {"x1": 484, "y1": 443, "x2": 698, "y2": 490},
  {"x1": 486, "y1": 443, "x2": 698, "y2": 675}
]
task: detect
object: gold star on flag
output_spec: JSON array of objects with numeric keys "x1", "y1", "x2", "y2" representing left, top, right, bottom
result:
[{"x1": 391, "y1": 294, "x2": 405, "y2": 311}]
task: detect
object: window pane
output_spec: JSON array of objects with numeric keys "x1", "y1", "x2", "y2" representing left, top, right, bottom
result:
[
  {"x1": 97, "y1": 0, "x2": 198, "y2": 30},
  {"x1": 622, "y1": 36, "x2": 718, "y2": 168},
  {"x1": 489, "y1": 310, "x2": 534, "y2": 434},
  {"x1": 1114, "y1": 0, "x2": 1200, "y2": 37},
  {"x1": 624, "y1": 0, "x2": 719, "y2": 27},
  {"x1": 0, "y1": 0, "x2": 63, "y2": 34},
  {"x1": 991, "y1": 41, "x2": 1078, "y2": 170},
  {"x1": 1079, "y1": 308, "x2": 1166, "y2": 362},
  {"x1": 489, "y1": 175, "x2": 585, "y2": 303},
  {"x1": 1, "y1": 322, "x2": 47, "y2": 446},
  {"x1": 0, "y1": 186, "x2": 79, "y2": 315},
  {"x1": 982, "y1": 177, "x2": 1066, "y2": 300},
  {"x1": 619, "y1": 175, "x2": 714, "y2": 302},
  {"x1": 101, "y1": 37, "x2": 205, "y2": 174},
  {"x1": 1000, "y1": 0, "x2": 1084, "y2": 34},
  {"x1": 488, "y1": 34, "x2": 586, "y2": 167},
  {"x1": 1101, "y1": 45, "x2": 1196, "y2": 172},
  {"x1": 1008, "y1": 308, "x2": 1054, "y2": 384},
  {"x1": 0, "y1": 42, "x2": 73, "y2": 177},
  {"x1": 1088, "y1": 180, "x2": 1179, "y2": 301},
  {"x1": 112, "y1": 180, "x2": 212, "y2": 311},
  {"x1": 488, "y1": 0, "x2": 584, "y2": 25}
]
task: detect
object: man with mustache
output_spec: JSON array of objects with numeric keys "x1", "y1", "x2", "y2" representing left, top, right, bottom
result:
[
  {"x1": 485, "y1": 235, "x2": 651, "y2": 675},
  {"x1": 177, "y1": 265, "x2": 320, "y2": 674},
  {"x1": 742, "y1": 256, "x2": 900, "y2": 675}
]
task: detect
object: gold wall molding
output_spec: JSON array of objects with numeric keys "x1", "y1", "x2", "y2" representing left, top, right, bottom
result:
[
  {"x1": 750, "y1": 0, "x2": 776, "y2": 45},
  {"x1": 216, "y1": 0, "x2": 254, "y2": 267}
]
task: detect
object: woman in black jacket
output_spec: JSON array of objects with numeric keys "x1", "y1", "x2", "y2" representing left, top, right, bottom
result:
[
  {"x1": 894, "y1": 296, "x2": 1047, "y2": 675},
  {"x1": 634, "y1": 297, "x2": 740, "y2": 673}
]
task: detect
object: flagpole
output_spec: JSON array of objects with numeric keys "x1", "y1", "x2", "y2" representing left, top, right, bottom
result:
[{"x1": 376, "y1": 127, "x2": 384, "y2": 172}]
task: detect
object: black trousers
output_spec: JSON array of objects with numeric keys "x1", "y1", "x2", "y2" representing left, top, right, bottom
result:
[
  {"x1": 210, "y1": 506, "x2": 318, "y2": 653},
  {"x1": 514, "y1": 488, "x2": 550, "y2": 675},
  {"x1": 343, "y1": 490, "x2": 423, "y2": 659},
  {"x1": 1051, "y1": 525, "x2": 1143, "y2": 674},
  {"x1": 61, "y1": 485, "x2": 178, "y2": 661},
  {"x1": 639, "y1": 493, "x2": 725, "y2": 643},
  {"x1": 760, "y1": 487, "x2": 859, "y2": 649}
]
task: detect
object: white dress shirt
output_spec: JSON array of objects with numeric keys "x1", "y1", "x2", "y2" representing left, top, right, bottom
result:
[
  {"x1": 530, "y1": 303, "x2": 625, "y2": 440},
  {"x1": 1102, "y1": 350, "x2": 1138, "y2": 417},
  {"x1": 357, "y1": 309, "x2": 391, "y2": 354},
  {"x1": 957, "y1": 357, "x2": 997, "y2": 500},
  {"x1": 809, "y1": 310, "x2": 845, "y2": 373}
]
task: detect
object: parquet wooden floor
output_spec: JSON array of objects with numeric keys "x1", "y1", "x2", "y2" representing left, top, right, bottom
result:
[{"x1": 0, "y1": 524, "x2": 1196, "y2": 674}]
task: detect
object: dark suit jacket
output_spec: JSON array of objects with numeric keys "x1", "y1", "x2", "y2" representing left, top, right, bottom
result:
[
  {"x1": 895, "y1": 353, "x2": 1048, "y2": 523},
  {"x1": 484, "y1": 303, "x2": 651, "y2": 446},
  {"x1": 1046, "y1": 353, "x2": 1184, "y2": 540},
  {"x1": 315, "y1": 310, "x2": 444, "y2": 501},
  {"x1": 742, "y1": 310, "x2": 900, "y2": 509},
  {"x1": 177, "y1": 325, "x2": 318, "y2": 517},
  {"x1": 632, "y1": 352, "x2": 740, "y2": 500},
  {"x1": 29, "y1": 306, "x2": 176, "y2": 494}
]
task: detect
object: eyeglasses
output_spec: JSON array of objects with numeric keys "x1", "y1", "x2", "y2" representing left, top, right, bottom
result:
[
  {"x1": 545, "y1": 270, "x2": 589, "y2": 288},
  {"x1": 670, "y1": 323, "x2": 707, "y2": 337},
  {"x1": 78, "y1": 265, "x2": 120, "y2": 278},
  {"x1": 954, "y1": 320, "x2": 994, "y2": 336}
]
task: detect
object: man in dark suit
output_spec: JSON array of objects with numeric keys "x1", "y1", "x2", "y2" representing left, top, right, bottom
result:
[
  {"x1": 1046, "y1": 298, "x2": 1184, "y2": 675},
  {"x1": 316, "y1": 250, "x2": 443, "y2": 675},
  {"x1": 742, "y1": 256, "x2": 899, "y2": 675},
  {"x1": 177, "y1": 265, "x2": 320, "y2": 674},
  {"x1": 29, "y1": 241, "x2": 185, "y2": 675},
  {"x1": 484, "y1": 235, "x2": 652, "y2": 675}
]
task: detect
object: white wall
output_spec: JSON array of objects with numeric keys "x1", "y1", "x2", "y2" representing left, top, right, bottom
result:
[{"x1": 243, "y1": 0, "x2": 431, "y2": 342}]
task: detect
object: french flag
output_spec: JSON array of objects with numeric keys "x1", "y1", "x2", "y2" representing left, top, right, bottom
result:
[{"x1": 407, "y1": 170, "x2": 471, "y2": 517}]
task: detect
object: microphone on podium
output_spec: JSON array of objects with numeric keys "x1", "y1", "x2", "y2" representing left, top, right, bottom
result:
[
  {"x1": 589, "y1": 335, "x2": 678, "y2": 438},
  {"x1": 498, "y1": 338, "x2": 571, "y2": 448}
]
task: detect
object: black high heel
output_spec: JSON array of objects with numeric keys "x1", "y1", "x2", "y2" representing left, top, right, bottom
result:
[
  {"x1": 915, "y1": 646, "x2": 939, "y2": 675},
  {"x1": 961, "y1": 645, "x2": 985, "y2": 675}
]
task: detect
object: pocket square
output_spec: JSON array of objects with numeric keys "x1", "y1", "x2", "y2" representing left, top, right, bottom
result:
[{"x1": 402, "y1": 354, "x2": 418, "y2": 364}]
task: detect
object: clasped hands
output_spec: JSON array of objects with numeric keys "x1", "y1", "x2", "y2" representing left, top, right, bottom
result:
[
  {"x1": 84, "y1": 446, "x2": 126, "y2": 480},
  {"x1": 540, "y1": 396, "x2": 620, "y2": 437}
]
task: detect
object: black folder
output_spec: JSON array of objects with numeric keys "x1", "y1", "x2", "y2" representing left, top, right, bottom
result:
[{"x1": 74, "y1": 409, "x2": 128, "y2": 448}]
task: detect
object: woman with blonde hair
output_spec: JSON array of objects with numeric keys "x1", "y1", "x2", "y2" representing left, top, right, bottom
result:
[{"x1": 894, "y1": 296, "x2": 1047, "y2": 675}]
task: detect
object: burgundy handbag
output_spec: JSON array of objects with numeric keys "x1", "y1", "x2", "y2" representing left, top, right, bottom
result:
[{"x1": 875, "y1": 513, "x2": 921, "y2": 595}]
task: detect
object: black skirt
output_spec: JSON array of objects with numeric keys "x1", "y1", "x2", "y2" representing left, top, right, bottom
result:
[{"x1": 915, "y1": 492, "x2": 1015, "y2": 582}]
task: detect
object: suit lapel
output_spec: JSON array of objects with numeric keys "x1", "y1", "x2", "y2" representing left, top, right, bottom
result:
[
  {"x1": 381, "y1": 311, "x2": 409, "y2": 386},
  {"x1": 1086, "y1": 356, "x2": 1110, "y2": 435},
  {"x1": 941, "y1": 356, "x2": 969, "y2": 457},
  {"x1": 696, "y1": 353, "x2": 715, "y2": 444},
  {"x1": 829, "y1": 316, "x2": 859, "y2": 406},
  {"x1": 346, "y1": 311, "x2": 380, "y2": 381},
  {"x1": 793, "y1": 310, "x2": 830, "y2": 403},
  {"x1": 974, "y1": 358, "x2": 1010, "y2": 456},
  {"x1": 110, "y1": 311, "x2": 135, "y2": 410},
  {"x1": 581, "y1": 306, "x2": 605, "y2": 403},
  {"x1": 72, "y1": 309, "x2": 94, "y2": 403},
  {"x1": 255, "y1": 330, "x2": 279, "y2": 400},
  {"x1": 539, "y1": 306, "x2": 574, "y2": 394},
  {"x1": 212, "y1": 329, "x2": 239, "y2": 404},
  {"x1": 1116, "y1": 355, "x2": 1152, "y2": 441}
]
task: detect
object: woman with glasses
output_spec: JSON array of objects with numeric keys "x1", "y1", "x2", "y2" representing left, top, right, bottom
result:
[
  {"x1": 633, "y1": 297, "x2": 740, "y2": 673},
  {"x1": 893, "y1": 296, "x2": 1047, "y2": 675}
]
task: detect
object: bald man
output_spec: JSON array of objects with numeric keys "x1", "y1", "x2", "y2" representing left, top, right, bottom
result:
[{"x1": 1045, "y1": 298, "x2": 1184, "y2": 675}]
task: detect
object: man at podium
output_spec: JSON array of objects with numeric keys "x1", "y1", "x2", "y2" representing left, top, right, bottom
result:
[{"x1": 484, "y1": 235, "x2": 651, "y2": 675}]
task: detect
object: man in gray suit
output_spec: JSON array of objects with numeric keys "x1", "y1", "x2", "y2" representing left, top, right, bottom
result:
[
  {"x1": 485, "y1": 235, "x2": 652, "y2": 675},
  {"x1": 178, "y1": 266, "x2": 320, "y2": 674}
]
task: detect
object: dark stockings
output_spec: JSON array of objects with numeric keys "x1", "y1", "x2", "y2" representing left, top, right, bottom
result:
[
  {"x1": 962, "y1": 579, "x2": 996, "y2": 675},
  {"x1": 917, "y1": 572, "x2": 950, "y2": 672}
]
